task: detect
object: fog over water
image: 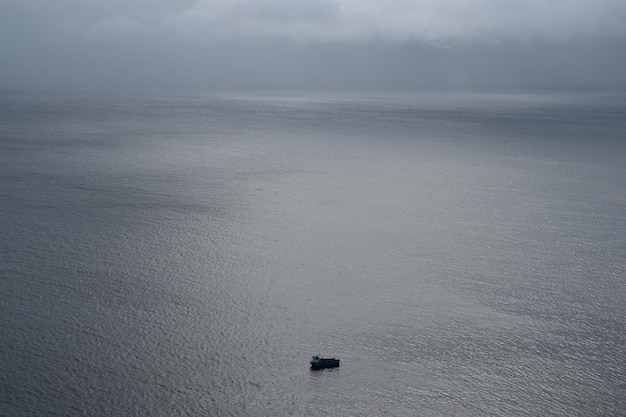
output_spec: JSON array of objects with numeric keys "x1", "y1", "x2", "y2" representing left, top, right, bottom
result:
[{"x1": 1, "y1": 0, "x2": 626, "y2": 91}]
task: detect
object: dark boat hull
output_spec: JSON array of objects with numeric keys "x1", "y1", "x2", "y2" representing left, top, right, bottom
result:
[{"x1": 310, "y1": 358, "x2": 340, "y2": 369}]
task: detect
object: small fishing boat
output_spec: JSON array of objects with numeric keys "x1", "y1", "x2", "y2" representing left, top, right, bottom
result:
[{"x1": 310, "y1": 355, "x2": 340, "y2": 369}]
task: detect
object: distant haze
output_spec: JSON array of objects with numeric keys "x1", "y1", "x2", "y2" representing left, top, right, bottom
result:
[{"x1": 2, "y1": 0, "x2": 626, "y2": 91}]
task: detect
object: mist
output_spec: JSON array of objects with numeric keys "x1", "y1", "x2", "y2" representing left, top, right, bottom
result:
[{"x1": 2, "y1": 0, "x2": 626, "y2": 91}]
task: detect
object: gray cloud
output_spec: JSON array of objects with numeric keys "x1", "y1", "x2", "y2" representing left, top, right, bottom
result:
[
  {"x1": 1, "y1": 0, "x2": 625, "y2": 90},
  {"x1": 4, "y1": 0, "x2": 626, "y2": 43}
]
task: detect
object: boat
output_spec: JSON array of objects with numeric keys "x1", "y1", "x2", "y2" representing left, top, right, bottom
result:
[{"x1": 310, "y1": 355, "x2": 340, "y2": 369}]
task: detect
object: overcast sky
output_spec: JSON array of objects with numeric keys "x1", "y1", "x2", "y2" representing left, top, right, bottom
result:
[{"x1": 2, "y1": 0, "x2": 626, "y2": 91}]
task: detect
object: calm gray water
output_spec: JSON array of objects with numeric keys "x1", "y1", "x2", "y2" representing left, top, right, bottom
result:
[{"x1": 1, "y1": 91, "x2": 625, "y2": 416}]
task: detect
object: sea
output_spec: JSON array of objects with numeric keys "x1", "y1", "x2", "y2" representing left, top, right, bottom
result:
[{"x1": 1, "y1": 90, "x2": 625, "y2": 416}]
